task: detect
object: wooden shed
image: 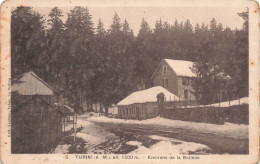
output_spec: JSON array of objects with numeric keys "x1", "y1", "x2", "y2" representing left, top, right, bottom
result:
[{"x1": 11, "y1": 71, "x2": 74, "y2": 153}]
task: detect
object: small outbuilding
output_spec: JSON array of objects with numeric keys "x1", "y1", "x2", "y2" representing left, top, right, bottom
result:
[
  {"x1": 117, "y1": 86, "x2": 181, "y2": 120},
  {"x1": 11, "y1": 71, "x2": 75, "y2": 153}
]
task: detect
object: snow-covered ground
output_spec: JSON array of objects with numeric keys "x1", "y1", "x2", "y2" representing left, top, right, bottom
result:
[
  {"x1": 181, "y1": 97, "x2": 248, "y2": 108},
  {"x1": 207, "y1": 97, "x2": 248, "y2": 107},
  {"x1": 53, "y1": 117, "x2": 216, "y2": 154},
  {"x1": 126, "y1": 135, "x2": 211, "y2": 154},
  {"x1": 53, "y1": 118, "x2": 115, "y2": 154},
  {"x1": 54, "y1": 144, "x2": 70, "y2": 154},
  {"x1": 53, "y1": 111, "x2": 248, "y2": 154},
  {"x1": 76, "y1": 119, "x2": 116, "y2": 153},
  {"x1": 88, "y1": 116, "x2": 248, "y2": 139}
]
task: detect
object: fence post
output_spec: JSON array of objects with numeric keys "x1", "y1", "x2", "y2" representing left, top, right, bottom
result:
[
  {"x1": 189, "y1": 94, "x2": 191, "y2": 107},
  {"x1": 164, "y1": 97, "x2": 166, "y2": 109},
  {"x1": 63, "y1": 117, "x2": 65, "y2": 132},
  {"x1": 218, "y1": 92, "x2": 221, "y2": 107},
  {"x1": 174, "y1": 96, "x2": 175, "y2": 109},
  {"x1": 179, "y1": 95, "x2": 180, "y2": 108},
  {"x1": 170, "y1": 96, "x2": 171, "y2": 108},
  {"x1": 74, "y1": 113, "x2": 76, "y2": 143}
]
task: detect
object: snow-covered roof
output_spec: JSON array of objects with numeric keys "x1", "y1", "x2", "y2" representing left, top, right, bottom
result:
[
  {"x1": 152, "y1": 59, "x2": 231, "y2": 79},
  {"x1": 117, "y1": 86, "x2": 181, "y2": 106},
  {"x1": 164, "y1": 59, "x2": 195, "y2": 77}
]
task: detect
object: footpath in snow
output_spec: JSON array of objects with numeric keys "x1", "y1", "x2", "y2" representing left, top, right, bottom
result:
[
  {"x1": 88, "y1": 116, "x2": 248, "y2": 139},
  {"x1": 53, "y1": 119, "x2": 116, "y2": 154}
]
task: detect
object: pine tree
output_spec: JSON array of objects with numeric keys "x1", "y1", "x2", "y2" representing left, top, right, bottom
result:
[
  {"x1": 135, "y1": 18, "x2": 155, "y2": 89},
  {"x1": 100, "y1": 13, "x2": 132, "y2": 115},
  {"x1": 64, "y1": 6, "x2": 95, "y2": 109},
  {"x1": 138, "y1": 18, "x2": 152, "y2": 38},
  {"x1": 229, "y1": 11, "x2": 249, "y2": 98},
  {"x1": 110, "y1": 12, "x2": 121, "y2": 33},
  {"x1": 96, "y1": 19, "x2": 105, "y2": 37},
  {"x1": 122, "y1": 19, "x2": 130, "y2": 35},
  {"x1": 11, "y1": 7, "x2": 47, "y2": 81},
  {"x1": 46, "y1": 7, "x2": 65, "y2": 87},
  {"x1": 89, "y1": 19, "x2": 108, "y2": 105}
]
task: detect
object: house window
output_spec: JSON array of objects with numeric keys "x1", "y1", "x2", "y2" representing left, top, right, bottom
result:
[
  {"x1": 163, "y1": 78, "x2": 168, "y2": 88},
  {"x1": 163, "y1": 66, "x2": 167, "y2": 75},
  {"x1": 182, "y1": 77, "x2": 189, "y2": 86},
  {"x1": 184, "y1": 90, "x2": 188, "y2": 99}
]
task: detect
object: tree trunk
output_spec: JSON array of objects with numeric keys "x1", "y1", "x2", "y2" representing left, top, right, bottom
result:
[{"x1": 105, "y1": 106, "x2": 108, "y2": 116}]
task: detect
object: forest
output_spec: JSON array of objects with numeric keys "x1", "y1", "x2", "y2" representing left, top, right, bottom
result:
[{"x1": 11, "y1": 6, "x2": 248, "y2": 109}]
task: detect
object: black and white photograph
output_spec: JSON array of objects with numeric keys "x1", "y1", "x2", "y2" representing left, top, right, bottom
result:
[{"x1": 1, "y1": 0, "x2": 259, "y2": 163}]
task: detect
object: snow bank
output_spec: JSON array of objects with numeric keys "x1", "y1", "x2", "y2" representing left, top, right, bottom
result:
[
  {"x1": 77, "y1": 119, "x2": 93, "y2": 127},
  {"x1": 76, "y1": 119, "x2": 116, "y2": 153},
  {"x1": 79, "y1": 112, "x2": 100, "y2": 118},
  {"x1": 53, "y1": 144, "x2": 70, "y2": 154},
  {"x1": 88, "y1": 116, "x2": 248, "y2": 139},
  {"x1": 127, "y1": 135, "x2": 211, "y2": 154},
  {"x1": 126, "y1": 141, "x2": 142, "y2": 146},
  {"x1": 117, "y1": 86, "x2": 181, "y2": 106},
  {"x1": 206, "y1": 97, "x2": 248, "y2": 107},
  {"x1": 182, "y1": 97, "x2": 248, "y2": 108},
  {"x1": 55, "y1": 118, "x2": 116, "y2": 154}
]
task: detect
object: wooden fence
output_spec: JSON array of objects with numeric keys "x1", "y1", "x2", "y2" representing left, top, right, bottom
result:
[{"x1": 162, "y1": 104, "x2": 249, "y2": 125}]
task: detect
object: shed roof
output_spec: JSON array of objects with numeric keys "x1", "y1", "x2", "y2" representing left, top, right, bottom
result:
[
  {"x1": 117, "y1": 86, "x2": 181, "y2": 106},
  {"x1": 11, "y1": 71, "x2": 54, "y2": 95}
]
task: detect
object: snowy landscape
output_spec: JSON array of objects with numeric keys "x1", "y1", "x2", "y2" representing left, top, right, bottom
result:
[
  {"x1": 11, "y1": 5, "x2": 249, "y2": 155},
  {"x1": 54, "y1": 116, "x2": 213, "y2": 154},
  {"x1": 53, "y1": 110, "x2": 248, "y2": 154}
]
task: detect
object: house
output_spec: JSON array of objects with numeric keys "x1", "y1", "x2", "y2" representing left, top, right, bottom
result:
[
  {"x1": 151, "y1": 59, "x2": 231, "y2": 103},
  {"x1": 11, "y1": 71, "x2": 74, "y2": 153},
  {"x1": 151, "y1": 59, "x2": 196, "y2": 101},
  {"x1": 117, "y1": 86, "x2": 181, "y2": 120}
]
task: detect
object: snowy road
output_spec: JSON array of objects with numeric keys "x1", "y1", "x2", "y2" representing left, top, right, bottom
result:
[
  {"x1": 92, "y1": 120, "x2": 248, "y2": 154},
  {"x1": 53, "y1": 114, "x2": 248, "y2": 154},
  {"x1": 54, "y1": 116, "x2": 212, "y2": 154},
  {"x1": 87, "y1": 115, "x2": 248, "y2": 154}
]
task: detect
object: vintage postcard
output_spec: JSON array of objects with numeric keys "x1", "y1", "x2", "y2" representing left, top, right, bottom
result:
[{"x1": 0, "y1": 0, "x2": 259, "y2": 163}]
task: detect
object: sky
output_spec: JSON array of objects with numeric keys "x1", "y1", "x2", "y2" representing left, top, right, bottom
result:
[{"x1": 34, "y1": 6, "x2": 247, "y2": 35}]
